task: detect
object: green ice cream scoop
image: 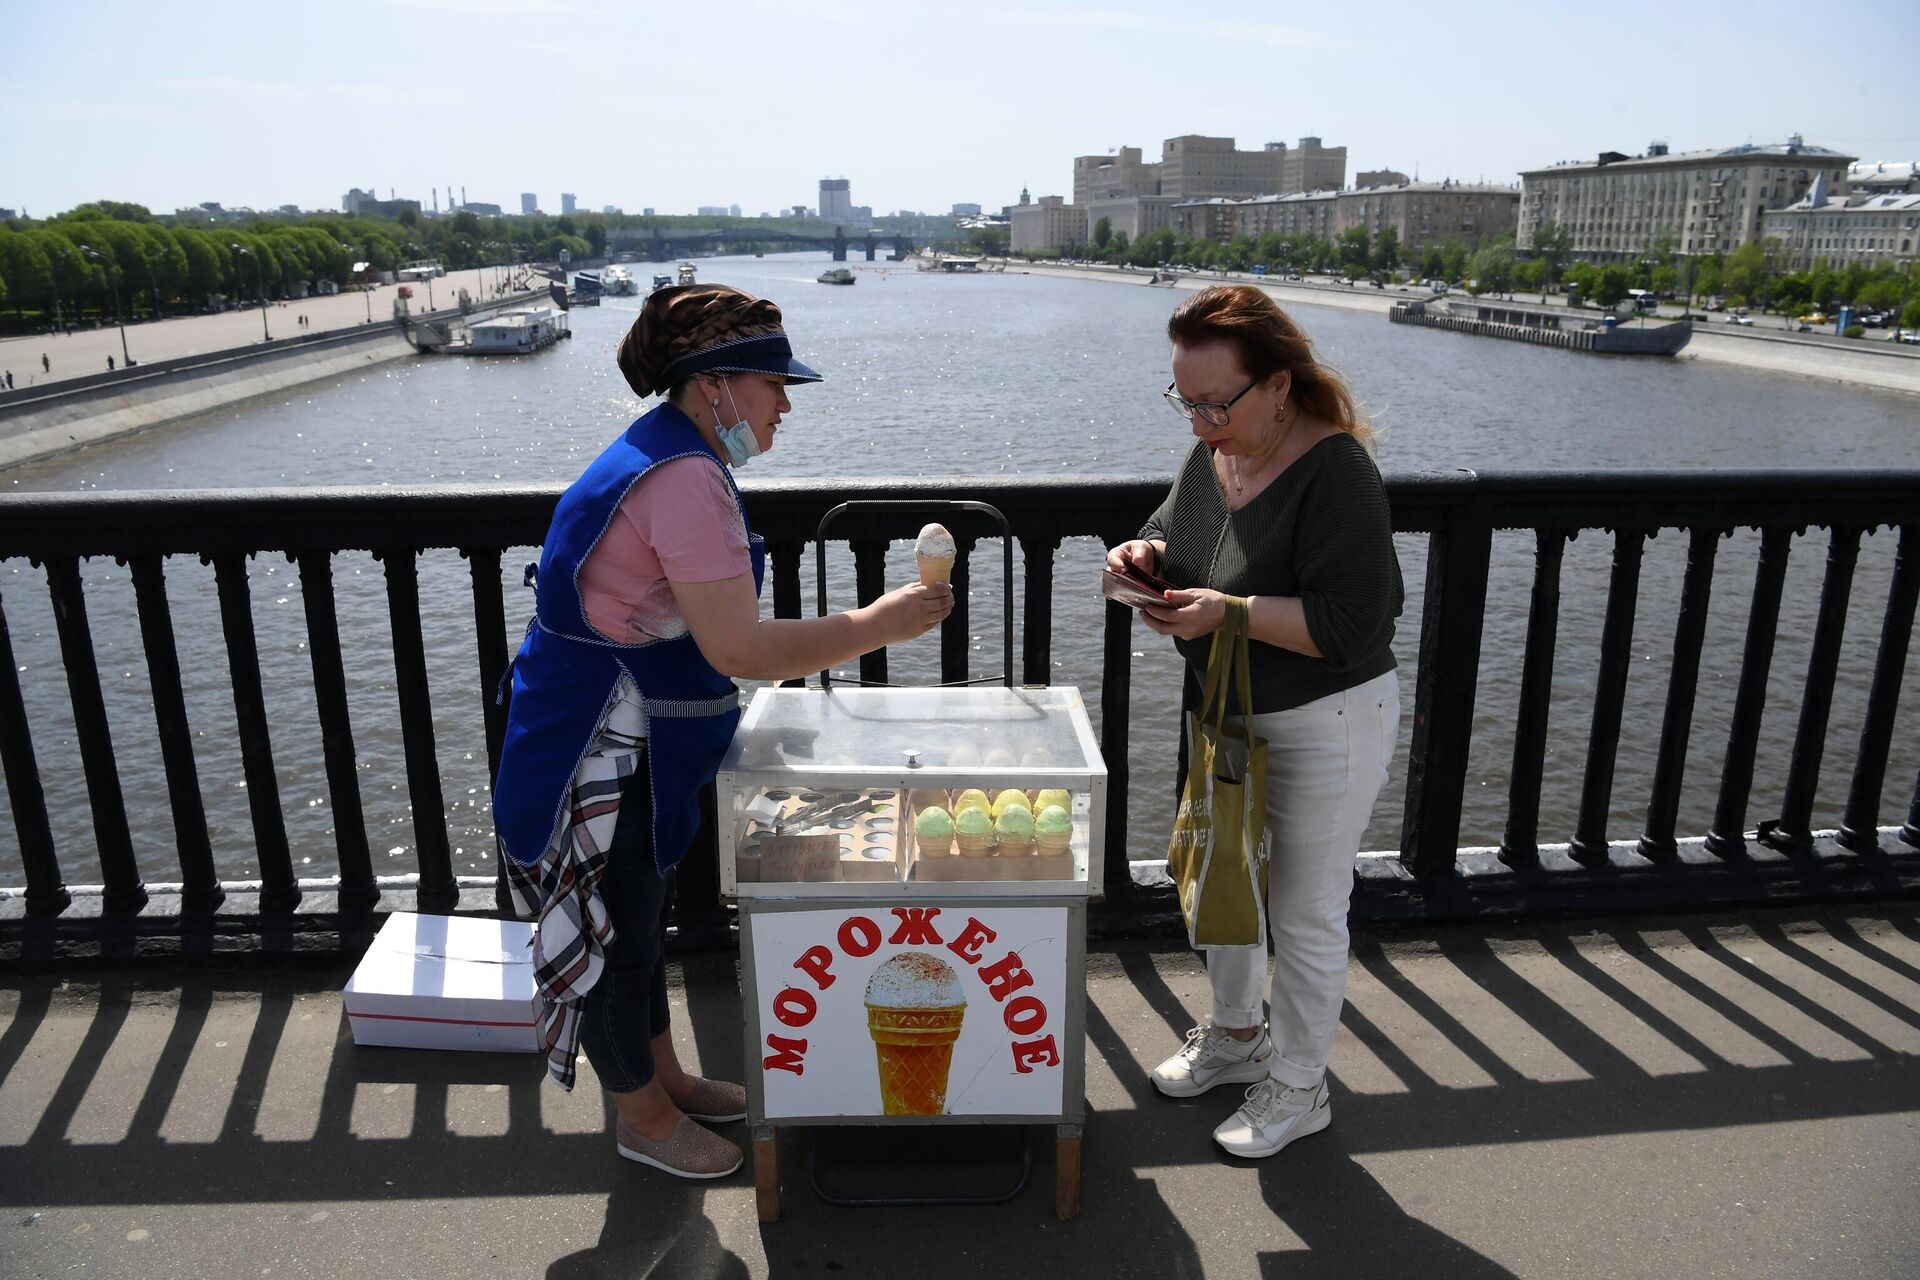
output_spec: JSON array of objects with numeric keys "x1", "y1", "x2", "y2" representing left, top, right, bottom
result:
[
  {"x1": 914, "y1": 806, "x2": 954, "y2": 838},
  {"x1": 1034, "y1": 804, "x2": 1072, "y2": 836},
  {"x1": 994, "y1": 807, "x2": 1035, "y2": 839},
  {"x1": 955, "y1": 807, "x2": 992, "y2": 837}
]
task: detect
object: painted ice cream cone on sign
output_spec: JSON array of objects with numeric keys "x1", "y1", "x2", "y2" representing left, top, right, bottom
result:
[
  {"x1": 865, "y1": 952, "x2": 967, "y2": 1116},
  {"x1": 916, "y1": 523, "x2": 955, "y2": 587}
]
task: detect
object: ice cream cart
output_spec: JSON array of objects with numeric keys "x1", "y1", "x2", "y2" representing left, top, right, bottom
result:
[{"x1": 716, "y1": 682, "x2": 1106, "y2": 1221}]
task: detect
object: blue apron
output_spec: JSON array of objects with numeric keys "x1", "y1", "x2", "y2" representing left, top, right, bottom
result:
[{"x1": 492, "y1": 402, "x2": 765, "y2": 875}]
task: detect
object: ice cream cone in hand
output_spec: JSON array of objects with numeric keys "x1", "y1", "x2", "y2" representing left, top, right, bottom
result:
[{"x1": 916, "y1": 523, "x2": 955, "y2": 586}]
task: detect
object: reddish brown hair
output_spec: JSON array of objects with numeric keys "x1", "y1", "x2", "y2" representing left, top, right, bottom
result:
[
  {"x1": 1167, "y1": 286, "x2": 1372, "y2": 446},
  {"x1": 617, "y1": 284, "x2": 786, "y2": 398}
]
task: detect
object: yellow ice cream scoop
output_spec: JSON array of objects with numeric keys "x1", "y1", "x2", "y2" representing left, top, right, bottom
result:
[
  {"x1": 989, "y1": 789, "x2": 1031, "y2": 820},
  {"x1": 1033, "y1": 788, "x2": 1071, "y2": 814},
  {"x1": 952, "y1": 788, "x2": 991, "y2": 816}
]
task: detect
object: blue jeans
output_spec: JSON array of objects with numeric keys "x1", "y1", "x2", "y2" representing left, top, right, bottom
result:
[{"x1": 576, "y1": 764, "x2": 675, "y2": 1093}]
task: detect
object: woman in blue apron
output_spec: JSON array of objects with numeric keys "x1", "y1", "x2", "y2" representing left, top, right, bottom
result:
[{"x1": 494, "y1": 284, "x2": 953, "y2": 1179}]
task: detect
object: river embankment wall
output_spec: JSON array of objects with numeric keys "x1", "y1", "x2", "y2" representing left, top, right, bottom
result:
[
  {"x1": 1012, "y1": 262, "x2": 1920, "y2": 396},
  {"x1": 0, "y1": 290, "x2": 546, "y2": 473}
]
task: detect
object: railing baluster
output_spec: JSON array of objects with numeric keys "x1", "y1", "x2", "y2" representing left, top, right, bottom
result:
[
  {"x1": 209, "y1": 552, "x2": 296, "y2": 911},
  {"x1": 1838, "y1": 526, "x2": 1918, "y2": 853},
  {"x1": 1570, "y1": 528, "x2": 1646, "y2": 865},
  {"x1": 1400, "y1": 496, "x2": 1492, "y2": 882},
  {"x1": 293, "y1": 550, "x2": 373, "y2": 912},
  {"x1": 1640, "y1": 526, "x2": 1721, "y2": 862},
  {"x1": 1021, "y1": 535, "x2": 1060, "y2": 687},
  {"x1": 1902, "y1": 771, "x2": 1920, "y2": 848},
  {"x1": 1500, "y1": 529, "x2": 1566, "y2": 870},
  {"x1": 0, "y1": 584, "x2": 67, "y2": 917},
  {"x1": 770, "y1": 539, "x2": 805, "y2": 688},
  {"x1": 125, "y1": 554, "x2": 220, "y2": 914},
  {"x1": 1705, "y1": 527, "x2": 1793, "y2": 860},
  {"x1": 467, "y1": 548, "x2": 510, "y2": 786},
  {"x1": 852, "y1": 539, "x2": 887, "y2": 685},
  {"x1": 377, "y1": 547, "x2": 455, "y2": 913},
  {"x1": 465, "y1": 547, "x2": 512, "y2": 917},
  {"x1": 942, "y1": 536, "x2": 975, "y2": 686},
  {"x1": 1764, "y1": 525, "x2": 1862, "y2": 854},
  {"x1": 44, "y1": 556, "x2": 145, "y2": 915},
  {"x1": 1098, "y1": 597, "x2": 1135, "y2": 902}
]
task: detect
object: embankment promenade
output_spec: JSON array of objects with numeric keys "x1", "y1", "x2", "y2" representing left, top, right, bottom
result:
[
  {"x1": 0, "y1": 268, "x2": 538, "y2": 471},
  {"x1": 1016, "y1": 262, "x2": 1920, "y2": 397}
]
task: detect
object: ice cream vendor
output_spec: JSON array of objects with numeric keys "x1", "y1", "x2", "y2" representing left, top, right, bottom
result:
[{"x1": 491, "y1": 282, "x2": 954, "y2": 1180}]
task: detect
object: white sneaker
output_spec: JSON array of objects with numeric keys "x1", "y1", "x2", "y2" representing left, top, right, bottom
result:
[
  {"x1": 1150, "y1": 1025, "x2": 1274, "y2": 1098},
  {"x1": 1212, "y1": 1077, "x2": 1332, "y2": 1158}
]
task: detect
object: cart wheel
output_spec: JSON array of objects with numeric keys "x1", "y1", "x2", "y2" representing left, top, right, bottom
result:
[
  {"x1": 1055, "y1": 1125, "x2": 1082, "y2": 1220},
  {"x1": 754, "y1": 1129, "x2": 782, "y2": 1223}
]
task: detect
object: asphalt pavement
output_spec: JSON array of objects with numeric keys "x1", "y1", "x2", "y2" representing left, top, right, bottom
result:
[{"x1": 2, "y1": 903, "x2": 1915, "y2": 1279}]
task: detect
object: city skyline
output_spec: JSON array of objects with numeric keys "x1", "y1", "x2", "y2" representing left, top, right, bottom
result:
[{"x1": 4, "y1": 0, "x2": 1917, "y2": 220}]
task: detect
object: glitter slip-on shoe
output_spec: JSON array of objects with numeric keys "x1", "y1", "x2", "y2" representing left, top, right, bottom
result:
[
  {"x1": 615, "y1": 1115, "x2": 744, "y2": 1179},
  {"x1": 676, "y1": 1076, "x2": 748, "y2": 1123}
]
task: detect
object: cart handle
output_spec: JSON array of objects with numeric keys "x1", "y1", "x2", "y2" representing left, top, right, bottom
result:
[{"x1": 813, "y1": 499, "x2": 1014, "y2": 690}]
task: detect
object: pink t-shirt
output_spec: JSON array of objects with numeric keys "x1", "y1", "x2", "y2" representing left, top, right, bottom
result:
[{"x1": 577, "y1": 455, "x2": 752, "y2": 643}]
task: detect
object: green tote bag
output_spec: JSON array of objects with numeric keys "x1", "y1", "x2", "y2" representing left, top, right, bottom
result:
[{"x1": 1166, "y1": 597, "x2": 1270, "y2": 950}]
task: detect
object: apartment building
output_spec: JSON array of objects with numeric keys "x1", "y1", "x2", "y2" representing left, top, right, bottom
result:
[
  {"x1": 1760, "y1": 178, "x2": 1920, "y2": 270},
  {"x1": 1170, "y1": 182, "x2": 1516, "y2": 258},
  {"x1": 1517, "y1": 136, "x2": 1854, "y2": 260},
  {"x1": 1342, "y1": 182, "x2": 1519, "y2": 258},
  {"x1": 1233, "y1": 191, "x2": 1339, "y2": 242}
]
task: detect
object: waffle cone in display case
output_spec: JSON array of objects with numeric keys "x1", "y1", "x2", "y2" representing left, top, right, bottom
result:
[{"x1": 864, "y1": 953, "x2": 967, "y2": 1116}]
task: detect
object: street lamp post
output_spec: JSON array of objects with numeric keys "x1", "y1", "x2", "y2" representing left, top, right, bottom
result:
[
  {"x1": 230, "y1": 243, "x2": 270, "y2": 342},
  {"x1": 79, "y1": 245, "x2": 134, "y2": 367}
]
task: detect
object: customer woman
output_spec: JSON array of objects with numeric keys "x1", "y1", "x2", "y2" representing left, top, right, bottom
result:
[
  {"x1": 1108, "y1": 285, "x2": 1402, "y2": 1159},
  {"x1": 493, "y1": 283, "x2": 953, "y2": 1179}
]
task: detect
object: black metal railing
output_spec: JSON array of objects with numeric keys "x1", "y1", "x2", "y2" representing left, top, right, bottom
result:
[{"x1": 1, "y1": 471, "x2": 1916, "y2": 958}]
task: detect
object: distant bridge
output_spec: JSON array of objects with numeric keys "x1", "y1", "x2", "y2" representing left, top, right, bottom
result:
[{"x1": 605, "y1": 225, "x2": 916, "y2": 263}]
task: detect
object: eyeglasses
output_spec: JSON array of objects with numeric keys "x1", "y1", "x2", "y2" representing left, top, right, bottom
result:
[{"x1": 1163, "y1": 378, "x2": 1259, "y2": 427}]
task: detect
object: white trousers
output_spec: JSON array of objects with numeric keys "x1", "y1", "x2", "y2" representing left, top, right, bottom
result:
[{"x1": 1204, "y1": 669, "x2": 1400, "y2": 1090}]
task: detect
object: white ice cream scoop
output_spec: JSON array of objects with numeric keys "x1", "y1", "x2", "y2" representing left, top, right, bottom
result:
[{"x1": 915, "y1": 522, "x2": 955, "y2": 585}]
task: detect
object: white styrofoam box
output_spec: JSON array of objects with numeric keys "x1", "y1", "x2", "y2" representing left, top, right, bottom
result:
[{"x1": 344, "y1": 912, "x2": 540, "y2": 1053}]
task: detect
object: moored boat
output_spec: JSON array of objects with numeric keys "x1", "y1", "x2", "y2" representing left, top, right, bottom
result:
[
  {"x1": 408, "y1": 305, "x2": 572, "y2": 355},
  {"x1": 1389, "y1": 297, "x2": 1693, "y2": 356}
]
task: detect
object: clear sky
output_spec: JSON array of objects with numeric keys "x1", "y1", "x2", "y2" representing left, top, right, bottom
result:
[{"x1": 4, "y1": 0, "x2": 1917, "y2": 219}]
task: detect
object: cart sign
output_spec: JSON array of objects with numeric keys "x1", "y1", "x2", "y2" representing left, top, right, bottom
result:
[{"x1": 752, "y1": 905, "x2": 1068, "y2": 1119}]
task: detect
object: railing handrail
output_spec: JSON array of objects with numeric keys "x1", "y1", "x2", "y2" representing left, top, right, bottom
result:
[{"x1": 2, "y1": 468, "x2": 1915, "y2": 554}]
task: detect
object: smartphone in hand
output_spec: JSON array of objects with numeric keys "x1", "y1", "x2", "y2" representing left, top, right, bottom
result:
[{"x1": 1100, "y1": 559, "x2": 1175, "y2": 610}]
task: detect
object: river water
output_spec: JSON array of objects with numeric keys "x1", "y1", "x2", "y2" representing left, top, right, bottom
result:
[{"x1": 2, "y1": 252, "x2": 1916, "y2": 885}]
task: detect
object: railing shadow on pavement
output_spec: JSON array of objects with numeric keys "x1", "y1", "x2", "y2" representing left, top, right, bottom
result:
[{"x1": 7, "y1": 905, "x2": 1914, "y2": 1276}]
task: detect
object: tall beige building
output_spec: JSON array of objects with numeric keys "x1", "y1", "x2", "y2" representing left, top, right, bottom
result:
[
  {"x1": 1011, "y1": 195, "x2": 1088, "y2": 253},
  {"x1": 1161, "y1": 136, "x2": 1285, "y2": 199},
  {"x1": 1085, "y1": 194, "x2": 1178, "y2": 241},
  {"x1": 1517, "y1": 136, "x2": 1854, "y2": 260},
  {"x1": 1073, "y1": 147, "x2": 1162, "y2": 205},
  {"x1": 1280, "y1": 137, "x2": 1347, "y2": 194}
]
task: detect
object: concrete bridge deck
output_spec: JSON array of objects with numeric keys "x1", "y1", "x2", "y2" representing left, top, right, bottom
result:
[{"x1": 2, "y1": 903, "x2": 1916, "y2": 1279}]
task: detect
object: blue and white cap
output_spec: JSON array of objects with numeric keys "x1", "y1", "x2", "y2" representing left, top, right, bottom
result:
[{"x1": 658, "y1": 332, "x2": 823, "y2": 388}]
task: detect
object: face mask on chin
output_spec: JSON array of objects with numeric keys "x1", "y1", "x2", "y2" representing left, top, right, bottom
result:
[{"x1": 710, "y1": 377, "x2": 762, "y2": 467}]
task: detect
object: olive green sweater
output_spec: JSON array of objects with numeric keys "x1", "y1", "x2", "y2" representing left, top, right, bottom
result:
[{"x1": 1140, "y1": 432, "x2": 1403, "y2": 714}]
